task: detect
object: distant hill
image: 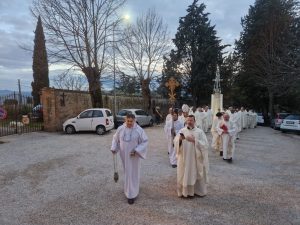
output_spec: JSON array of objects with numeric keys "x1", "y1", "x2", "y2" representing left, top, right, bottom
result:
[{"x1": 0, "y1": 90, "x2": 32, "y2": 97}]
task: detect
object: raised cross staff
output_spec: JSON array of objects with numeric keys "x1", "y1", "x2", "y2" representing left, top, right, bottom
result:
[
  {"x1": 213, "y1": 66, "x2": 223, "y2": 94},
  {"x1": 165, "y1": 77, "x2": 180, "y2": 104}
]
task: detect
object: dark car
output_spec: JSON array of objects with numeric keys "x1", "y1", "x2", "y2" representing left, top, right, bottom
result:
[
  {"x1": 32, "y1": 104, "x2": 43, "y2": 120},
  {"x1": 271, "y1": 113, "x2": 290, "y2": 130},
  {"x1": 115, "y1": 109, "x2": 154, "y2": 128}
]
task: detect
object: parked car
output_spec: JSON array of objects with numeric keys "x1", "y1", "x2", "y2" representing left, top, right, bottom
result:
[
  {"x1": 256, "y1": 113, "x2": 264, "y2": 125},
  {"x1": 32, "y1": 104, "x2": 43, "y2": 119},
  {"x1": 115, "y1": 109, "x2": 154, "y2": 127},
  {"x1": 271, "y1": 113, "x2": 290, "y2": 130},
  {"x1": 280, "y1": 114, "x2": 300, "y2": 133},
  {"x1": 63, "y1": 108, "x2": 114, "y2": 135}
]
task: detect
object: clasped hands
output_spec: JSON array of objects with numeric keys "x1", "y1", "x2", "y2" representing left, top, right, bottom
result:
[{"x1": 180, "y1": 134, "x2": 195, "y2": 143}]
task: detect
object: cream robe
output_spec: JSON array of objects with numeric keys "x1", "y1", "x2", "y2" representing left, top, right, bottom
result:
[
  {"x1": 202, "y1": 112, "x2": 208, "y2": 132},
  {"x1": 165, "y1": 119, "x2": 184, "y2": 165},
  {"x1": 211, "y1": 117, "x2": 223, "y2": 152},
  {"x1": 217, "y1": 120, "x2": 237, "y2": 160},
  {"x1": 174, "y1": 127, "x2": 209, "y2": 197},
  {"x1": 194, "y1": 111, "x2": 202, "y2": 129},
  {"x1": 230, "y1": 112, "x2": 241, "y2": 139},
  {"x1": 111, "y1": 123, "x2": 148, "y2": 199},
  {"x1": 241, "y1": 111, "x2": 248, "y2": 129},
  {"x1": 206, "y1": 109, "x2": 213, "y2": 128},
  {"x1": 235, "y1": 111, "x2": 242, "y2": 133}
]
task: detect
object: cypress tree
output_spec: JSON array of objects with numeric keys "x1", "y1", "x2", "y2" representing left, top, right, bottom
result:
[
  {"x1": 173, "y1": 0, "x2": 225, "y2": 106},
  {"x1": 32, "y1": 15, "x2": 49, "y2": 106}
]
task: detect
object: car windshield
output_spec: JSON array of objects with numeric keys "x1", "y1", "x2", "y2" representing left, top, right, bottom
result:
[
  {"x1": 257, "y1": 113, "x2": 262, "y2": 116},
  {"x1": 279, "y1": 114, "x2": 289, "y2": 119},
  {"x1": 285, "y1": 115, "x2": 300, "y2": 120},
  {"x1": 118, "y1": 110, "x2": 130, "y2": 116},
  {"x1": 135, "y1": 110, "x2": 147, "y2": 116}
]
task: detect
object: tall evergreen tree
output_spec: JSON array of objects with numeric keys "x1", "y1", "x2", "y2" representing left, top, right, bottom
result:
[
  {"x1": 235, "y1": 0, "x2": 300, "y2": 115},
  {"x1": 172, "y1": 0, "x2": 225, "y2": 106},
  {"x1": 32, "y1": 15, "x2": 49, "y2": 106},
  {"x1": 158, "y1": 50, "x2": 182, "y2": 100}
]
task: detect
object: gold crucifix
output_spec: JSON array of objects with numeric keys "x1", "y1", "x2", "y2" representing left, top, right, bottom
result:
[{"x1": 165, "y1": 77, "x2": 180, "y2": 103}]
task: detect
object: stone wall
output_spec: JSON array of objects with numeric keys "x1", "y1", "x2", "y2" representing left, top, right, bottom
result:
[
  {"x1": 41, "y1": 88, "x2": 92, "y2": 132},
  {"x1": 41, "y1": 88, "x2": 170, "y2": 132}
]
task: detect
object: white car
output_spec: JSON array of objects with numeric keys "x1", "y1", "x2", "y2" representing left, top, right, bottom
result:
[
  {"x1": 280, "y1": 114, "x2": 300, "y2": 133},
  {"x1": 116, "y1": 109, "x2": 154, "y2": 127},
  {"x1": 63, "y1": 108, "x2": 114, "y2": 135},
  {"x1": 256, "y1": 113, "x2": 264, "y2": 125}
]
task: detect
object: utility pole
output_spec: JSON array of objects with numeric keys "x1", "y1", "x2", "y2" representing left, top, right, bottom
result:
[
  {"x1": 18, "y1": 79, "x2": 22, "y2": 107},
  {"x1": 113, "y1": 23, "x2": 117, "y2": 116}
]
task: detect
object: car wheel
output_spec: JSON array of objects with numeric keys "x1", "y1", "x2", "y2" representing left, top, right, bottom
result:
[
  {"x1": 149, "y1": 119, "x2": 154, "y2": 127},
  {"x1": 65, "y1": 125, "x2": 75, "y2": 134},
  {"x1": 96, "y1": 125, "x2": 106, "y2": 135},
  {"x1": 281, "y1": 129, "x2": 286, "y2": 133}
]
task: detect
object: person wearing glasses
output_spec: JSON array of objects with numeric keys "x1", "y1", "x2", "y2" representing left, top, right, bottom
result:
[{"x1": 111, "y1": 113, "x2": 148, "y2": 205}]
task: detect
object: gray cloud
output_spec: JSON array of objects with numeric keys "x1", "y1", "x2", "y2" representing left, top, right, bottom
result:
[{"x1": 0, "y1": 0, "x2": 255, "y2": 91}]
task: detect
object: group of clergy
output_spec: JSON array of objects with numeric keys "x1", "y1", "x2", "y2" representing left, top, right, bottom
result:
[{"x1": 110, "y1": 105, "x2": 258, "y2": 205}]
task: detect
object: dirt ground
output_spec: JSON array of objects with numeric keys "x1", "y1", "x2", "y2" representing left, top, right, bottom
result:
[{"x1": 0, "y1": 126, "x2": 299, "y2": 225}]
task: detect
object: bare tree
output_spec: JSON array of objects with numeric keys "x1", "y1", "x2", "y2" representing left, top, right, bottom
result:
[
  {"x1": 31, "y1": 0, "x2": 125, "y2": 107},
  {"x1": 117, "y1": 8, "x2": 169, "y2": 110},
  {"x1": 52, "y1": 70, "x2": 88, "y2": 91}
]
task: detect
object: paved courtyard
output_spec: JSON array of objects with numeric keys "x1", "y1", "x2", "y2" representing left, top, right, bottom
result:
[{"x1": 0, "y1": 126, "x2": 299, "y2": 225}]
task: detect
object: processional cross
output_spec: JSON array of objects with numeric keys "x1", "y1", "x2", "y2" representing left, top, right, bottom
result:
[{"x1": 165, "y1": 77, "x2": 180, "y2": 104}]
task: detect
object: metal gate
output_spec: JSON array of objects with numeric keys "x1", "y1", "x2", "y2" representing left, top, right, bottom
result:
[{"x1": 0, "y1": 92, "x2": 43, "y2": 137}]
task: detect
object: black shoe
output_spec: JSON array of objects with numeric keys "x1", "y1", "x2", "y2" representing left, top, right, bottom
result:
[
  {"x1": 223, "y1": 158, "x2": 227, "y2": 161},
  {"x1": 220, "y1": 151, "x2": 223, "y2": 156},
  {"x1": 227, "y1": 158, "x2": 233, "y2": 163},
  {"x1": 127, "y1": 198, "x2": 134, "y2": 204},
  {"x1": 172, "y1": 164, "x2": 177, "y2": 168}
]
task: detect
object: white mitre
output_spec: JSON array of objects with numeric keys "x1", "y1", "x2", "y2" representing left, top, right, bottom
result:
[{"x1": 182, "y1": 104, "x2": 189, "y2": 113}]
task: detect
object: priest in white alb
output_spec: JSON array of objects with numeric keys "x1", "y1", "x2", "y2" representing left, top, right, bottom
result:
[
  {"x1": 211, "y1": 112, "x2": 223, "y2": 156},
  {"x1": 111, "y1": 114, "x2": 148, "y2": 204},
  {"x1": 174, "y1": 115, "x2": 209, "y2": 198},
  {"x1": 217, "y1": 113, "x2": 237, "y2": 163},
  {"x1": 165, "y1": 109, "x2": 184, "y2": 168}
]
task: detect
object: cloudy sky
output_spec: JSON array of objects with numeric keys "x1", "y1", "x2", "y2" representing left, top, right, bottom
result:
[{"x1": 0, "y1": 0, "x2": 255, "y2": 92}]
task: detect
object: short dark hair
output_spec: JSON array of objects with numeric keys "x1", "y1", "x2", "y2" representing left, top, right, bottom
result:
[
  {"x1": 126, "y1": 113, "x2": 135, "y2": 119},
  {"x1": 173, "y1": 109, "x2": 178, "y2": 115},
  {"x1": 187, "y1": 115, "x2": 195, "y2": 121},
  {"x1": 216, "y1": 112, "x2": 223, "y2": 117}
]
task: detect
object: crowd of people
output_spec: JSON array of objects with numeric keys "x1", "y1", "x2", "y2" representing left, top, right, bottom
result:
[{"x1": 110, "y1": 104, "x2": 258, "y2": 204}]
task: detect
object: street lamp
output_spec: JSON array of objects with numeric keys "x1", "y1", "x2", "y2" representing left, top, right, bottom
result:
[{"x1": 113, "y1": 14, "x2": 130, "y2": 116}]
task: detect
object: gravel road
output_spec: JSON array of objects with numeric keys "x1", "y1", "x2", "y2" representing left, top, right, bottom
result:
[{"x1": 0, "y1": 126, "x2": 299, "y2": 225}]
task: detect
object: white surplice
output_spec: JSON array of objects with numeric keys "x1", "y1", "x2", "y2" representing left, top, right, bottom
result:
[
  {"x1": 241, "y1": 110, "x2": 248, "y2": 129},
  {"x1": 194, "y1": 111, "x2": 202, "y2": 129},
  {"x1": 211, "y1": 117, "x2": 223, "y2": 152},
  {"x1": 206, "y1": 109, "x2": 213, "y2": 129},
  {"x1": 165, "y1": 119, "x2": 184, "y2": 165},
  {"x1": 201, "y1": 112, "x2": 208, "y2": 132},
  {"x1": 111, "y1": 123, "x2": 148, "y2": 199},
  {"x1": 230, "y1": 112, "x2": 242, "y2": 139},
  {"x1": 174, "y1": 127, "x2": 209, "y2": 197},
  {"x1": 217, "y1": 120, "x2": 237, "y2": 160}
]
